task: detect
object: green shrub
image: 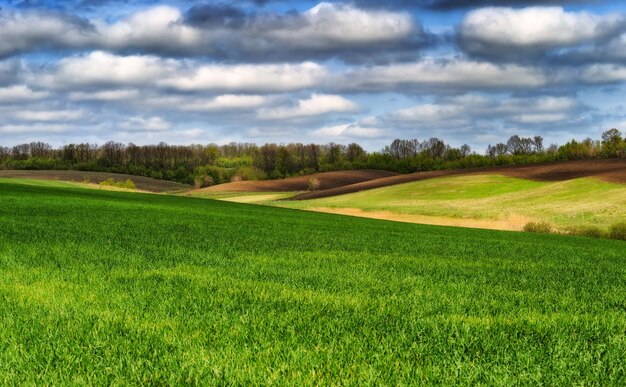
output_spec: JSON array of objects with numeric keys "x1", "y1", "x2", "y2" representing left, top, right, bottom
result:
[
  {"x1": 609, "y1": 222, "x2": 626, "y2": 241},
  {"x1": 523, "y1": 222, "x2": 552, "y2": 234},
  {"x1": 99, "y1": 178, "x2": 116, "y2": 187},
  {"x1": 565, "y1": 225, "x2": 605, "y2": 239},
  {"x1": 193, "y1": 175, "x2": 214, "y2": 189},
  {"x1": 233, "y1": 166, "x2": 267, "y2": 181},
  {"x1": 99, "y1": 178, "x2": 136, "y2": 190},
  {"x1": 308, "y1": 177, "x2": 321, "y2": 191},
  {"x1": 123, "y1": 179, "x2": 136, "y2": 189}
]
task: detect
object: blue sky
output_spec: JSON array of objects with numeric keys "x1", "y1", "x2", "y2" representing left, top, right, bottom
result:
[{"x1": 1, "y1": 0, "x2": 626, "y2": 151}]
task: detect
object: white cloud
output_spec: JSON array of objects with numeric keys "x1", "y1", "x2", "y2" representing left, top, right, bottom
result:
[
  {"x1": 390, "y1": 104, "x2": 464, "y2": 122},
  {"x1": 183, "y1": 95, "x2": 271, "y2": 112},
  {"x1": 269, "y1": 3, "x2": 415, "y2": 49},
  {"x1": 0, "y1": 10, "x2": 95, "y2": 57},
  {"x1": 512, "y1": 113, "x2": 568, "y2": 124},
  {"x1": 580, "y1": 64, "x2": 626, "y2": 83},
  {"x1": 0, "y1": 85, "x2": 49, "y2": 102},
  {"x1": 385, "y1": 95, "x2": 581, "y2": 129},
  {"x1": 160, "y1": 62, "x2": 329, "y2": 92},
  {"x1": 119, "y1": 116, "x2": 171, "y2": 131},
  {"x1": 313, "y1": 121, "x2": 384, "y2": 139},
  {"x1": 99, "y1": 6, "x2": 201, "y2": 52},
  {"x1": 258, "y1": 94, "x2": 358, "y2": 119},
  {"x1": 0, "y1": 123, "x2": 73, "y2": 134},
  {"x1": 68, "y1": 89, "x2": 140, "y2": 101},
  {"x1": 11, "y1": 109, "x2": 84, "y2": 122},
  {"x1": 43, "y1": 51, "x2": 177, "y2": 88},
  {"x1": 347, "y1": 59, "x2": 548, "y2": 90},
  {"x1": 0, "y1": 4, "x2": 422, "y2": 62},
  {"x1": 461, "y1": 7, "x2": 624, "y2": 48}
]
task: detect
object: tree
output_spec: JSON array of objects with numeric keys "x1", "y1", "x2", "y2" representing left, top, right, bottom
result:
[
  {"x1": 602, "y1": 128, "x2": 622, "y2": 145},
  {"x1": 306, "y1": 144, "x2": 320, "y2": 171},
  {"x1": 460, "y1": 144, "x2": 471, "y2": 157},
  {"x1": 421, "y1": 138, "x2": 446, "y2": 159},
  {"x1": 346, "y1": 143, "x2": 366, "y2": 163},
  {"x1": 533, "y1": 136, "x2": 544, "y2": 154},
  {"x1": 30, "y1": 142, "x2": 52, "y2": 158},
  {"x1": 601, "y1": 128, "x2": 623, "y2": 157},
  {"x1": 254, "y1": 144, "x2": 278, "y2": 175},
  {"x1": 494, "y1": 143, "x2": 508, "y2": 157}
]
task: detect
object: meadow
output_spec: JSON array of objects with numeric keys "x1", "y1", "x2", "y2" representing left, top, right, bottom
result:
[
  {"x1": 278, "y1": 174, "x2": 626, "y2": 232},
  {"x1": 1, "y1": 178, "x2": 625, "y2": 384}
]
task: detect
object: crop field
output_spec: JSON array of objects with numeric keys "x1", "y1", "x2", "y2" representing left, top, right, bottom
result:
[
  {"x1": 279, "y1": 174, "x2": 626, "y2": 231},
  {"x1": 1, "y1": 178, "x2": 625, "y2": 384}
]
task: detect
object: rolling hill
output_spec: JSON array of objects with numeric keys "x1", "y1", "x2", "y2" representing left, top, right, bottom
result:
[
  {"x1": 0, "y1": 178, "x2": 625, "y2": 384},
  {"x1": 0, "y1": 170, "x2": 190, "y2": 193}
]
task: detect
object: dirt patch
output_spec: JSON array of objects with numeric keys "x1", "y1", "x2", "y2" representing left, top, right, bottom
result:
[
  {"x1": 198, "y1": 169, "x2": 399, "y2": 193},
  {"x1": 307, "y1": 207, "x2": 534, "y2": 231},
  {"x1": 0, "y1": 170, "x2": 190, "y2": 193},
  {"x1": 292, "y1": 159, "x2": 626, "y2": 200},
  {"x1": 219, "y1": 194, "x2": 291, "y2": 203}
]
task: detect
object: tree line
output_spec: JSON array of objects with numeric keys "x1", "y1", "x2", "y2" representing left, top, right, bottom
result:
[{"x1": 1, "y1": 129, "x2": 624, "y2": 187}]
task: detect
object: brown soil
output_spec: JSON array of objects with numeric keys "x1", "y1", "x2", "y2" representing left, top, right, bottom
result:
[
  {"x1": 199, "y1": 169, "x2": 400, "y2": 192},
  {"x1": 308, "y1": 207, "x2": 534, "y2": 231},
  {"x1": 0, "y1": 170, "x2": 190, "y2": 193},
  {"x1": 292, "y1": 159, "x2": 626, "y2": 200}
]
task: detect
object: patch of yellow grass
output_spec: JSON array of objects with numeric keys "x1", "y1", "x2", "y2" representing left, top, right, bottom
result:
[{"x1": 307, "y1": 207, "x2": 536, "y2": 231}]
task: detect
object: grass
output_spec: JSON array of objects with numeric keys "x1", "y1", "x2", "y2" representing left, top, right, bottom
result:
[
  {"x1": 278, "y1": 174, "x2": 626, "y2": 231},
  {"x1": 1, "y1": 178, "x2": 626, "y2": 384}
]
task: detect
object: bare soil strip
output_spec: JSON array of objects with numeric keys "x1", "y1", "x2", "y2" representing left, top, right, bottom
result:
[
  {"x1": 199, "y1": 169, "x2": 399, "y2": 193},
  {"x1": 0, "y1": 170, "x2": 190, "y2": 193},
  {"x1": 292, "y1": 159, "x2": 626, "y2": 200}
]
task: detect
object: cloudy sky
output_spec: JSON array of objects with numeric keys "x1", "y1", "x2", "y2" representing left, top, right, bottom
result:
[{"x1": 2, "y1": 0, "x2": 626, "y2": 151}]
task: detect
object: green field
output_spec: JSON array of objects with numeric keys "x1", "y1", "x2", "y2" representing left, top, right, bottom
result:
[
  {"x1": 1, "y1": 178, "x2": 626, "y2": 384},
  {"x1": 278, "y1": 174, "x2": 626, "y2": 231}
]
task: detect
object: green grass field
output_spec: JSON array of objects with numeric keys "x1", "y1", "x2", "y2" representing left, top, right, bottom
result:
[
  {"x1": 279, "y1": 174, "x2": 626, "y2": 231},
  {"x1": 1, "y1": 178, "x2": 625, "y2": 384}
]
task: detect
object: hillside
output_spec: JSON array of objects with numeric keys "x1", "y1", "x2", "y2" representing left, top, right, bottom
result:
[
  {"x1": 198, "y1": 169, "x2": 399, "y2": 192},
  {"x1": 279, "y1": 173, "x2": 626, "y2": 232},
  {"x1": 292, "y1": 159, "x2": 626, "y2": 200},
  {"x1": 1, "y1": 179, "x2": 625, "y2": 384},
  {"x1": 0, "y1": 170, "x2": 190, "y2": 192}
]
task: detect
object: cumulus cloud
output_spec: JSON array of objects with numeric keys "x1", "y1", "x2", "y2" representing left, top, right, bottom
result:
[
  {"x1": 159, "y1": 62, "x2": 330, "y2": 93},
  {"x1": 459, "y1": 7, "x2": 626, "y2": 61},
  {"x1": 10, "y1": 109, "x2": 85, "y2": 122},
  {"x1": 313, "y1": 117, "x2": 385, "y2": 139},
  {"x1": 119, "y1": 116, "x2": 172, "y2": 131},
  {"x1": 182, "y1": 95, "x2": 272, "y2": 112},
  {"x1": 39, "y1": 51, "x2": 178, "y2": 89},
  {"x1": 0, "y1": 123, "x2": 74, "y2": 134},
  {"x1": 0, "y1": 85, "x2": 49, "y2": 102},
  {"x1": 258, "y1": 94, "x2": 358, "y2": 119},
  {"x1": 0, "y1": 9, "x2": 95, "y2": 58},
  {"x1": 345, "y1": 58, "x2": 549, "y2": 91},
  {"x1": 580, "y1": 64, "x2": 626, "y2": 83},
  {"x1": 68, "y1": 89, "x2": 141, "y2": 101},
  {"x1": 386, "y1": 95, "x2": 585, "y2": 129},
  {"x1": 0, "y1": 3, "x2": 428, "y2": 63},
  {"x1": 98, "y1": 6, "x2": 202, "y2": 55}
]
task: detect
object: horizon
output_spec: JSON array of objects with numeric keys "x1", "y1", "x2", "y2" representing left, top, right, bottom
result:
[{"x1": 1, "y1": 0, "x2": 626, "y2": 151}]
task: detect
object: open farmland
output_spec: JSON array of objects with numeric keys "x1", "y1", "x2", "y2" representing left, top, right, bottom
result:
[
  {"x1": 197, "y1": 169, "x2": 399, "y2": 193},
  {"x1": 291, "y1": 159, "x2": 626, "y2": 200},
  {"x1": 1, "y1": 178, "x2": 625, "y2": 384},
  {"x1": 279, "y1": 174, "x2": 626, "y2": 232},
  {"x1": 0, "y1": 170, "x2": 190, "y2": 193}
]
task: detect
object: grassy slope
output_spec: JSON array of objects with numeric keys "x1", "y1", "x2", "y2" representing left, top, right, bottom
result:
[
  {"x1": 280, "y1": 174, "x2": 626, "y2": 230},
  {"x1": 1, "y1": 179, "x2": 625, "y2": 384}
]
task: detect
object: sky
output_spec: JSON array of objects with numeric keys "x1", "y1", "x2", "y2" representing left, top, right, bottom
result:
[{"x1": 1, "y1": 0, "x2": 626, "y2": 151}]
